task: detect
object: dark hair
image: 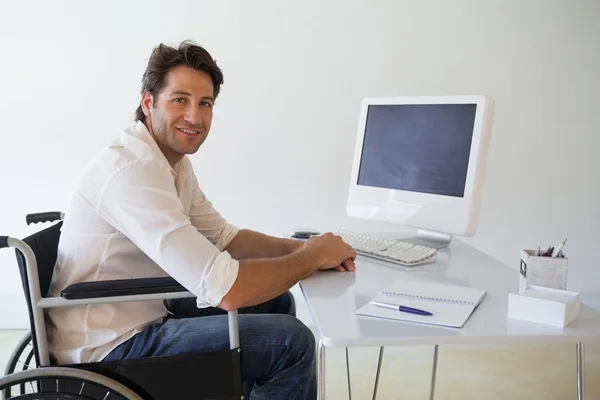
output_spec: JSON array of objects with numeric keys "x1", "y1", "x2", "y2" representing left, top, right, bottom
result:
[{"x1": 134, "y1": 40, "x2": 224, "y2": 122}]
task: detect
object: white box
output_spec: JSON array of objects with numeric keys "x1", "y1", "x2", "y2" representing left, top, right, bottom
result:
[
  {"x1": 508, "y1": 285, "x2": 580, "y2": 327},
  {"x1": 519, "y1": 250, "x2": 568, "y2": 292}
]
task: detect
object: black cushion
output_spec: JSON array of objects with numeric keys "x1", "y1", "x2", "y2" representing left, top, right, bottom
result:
[
  {"x1": 61, "y1": 277, "x2": 187, "y2": 299},
  {"x1": 15, "y1": 221, "x2": 62, "y2": 299}
]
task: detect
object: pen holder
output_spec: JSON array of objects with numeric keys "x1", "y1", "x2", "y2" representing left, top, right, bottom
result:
[{"x1": 519, "y1": 250, "x2": 568, "y2": 293}]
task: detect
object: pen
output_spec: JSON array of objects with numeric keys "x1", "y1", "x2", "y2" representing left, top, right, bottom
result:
[
  {"x1": 371, "y1": 301, "x2": 433, "y2": 316},
  {"x1": 552, "y1": 238, "x2": 567, "y2": 257}
]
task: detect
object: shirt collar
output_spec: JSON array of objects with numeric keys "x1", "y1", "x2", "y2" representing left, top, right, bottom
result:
[{"x1": 131, "y1": 120, "x2": 178, "y2": 176}]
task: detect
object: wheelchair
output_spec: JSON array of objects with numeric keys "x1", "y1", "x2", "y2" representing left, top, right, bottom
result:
[{"x1": 0, "y1": 212, "x2": 243, "y2": 399}]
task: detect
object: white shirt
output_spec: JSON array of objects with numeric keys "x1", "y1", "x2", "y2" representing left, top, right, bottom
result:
[{"x1": 46, "y1": 121, "x2": 240, "y2": 365}]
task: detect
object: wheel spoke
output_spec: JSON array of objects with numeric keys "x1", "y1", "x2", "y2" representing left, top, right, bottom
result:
[{"x1": 16, "y1": 360, "x2": 31, "y2": 369}]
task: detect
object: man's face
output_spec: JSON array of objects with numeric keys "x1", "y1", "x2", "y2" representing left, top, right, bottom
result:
[{"x1": 142, "y1": 65, "x2": 215, "y2": 165}]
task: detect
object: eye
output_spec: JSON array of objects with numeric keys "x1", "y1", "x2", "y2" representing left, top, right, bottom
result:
[
  {"x1": 173, "y1": 98, "x2": 186, "y2": 103},
  {"x1": 201, "y1": 101, "x2": 213, "y2": 108}
]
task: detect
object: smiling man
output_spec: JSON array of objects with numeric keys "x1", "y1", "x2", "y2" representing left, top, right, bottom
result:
[
  {"x1": 46, "y1": 40, "x2": 356, "y2": 400},
  {"x1": 139, "y1": 66, "x2": 215, "y2": 164}
]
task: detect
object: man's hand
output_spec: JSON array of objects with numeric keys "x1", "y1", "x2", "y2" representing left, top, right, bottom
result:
[
  {"x1": 334, "y1": 257, "x2": 356, "y2": 272},
  {"x1": 300, "y1": 232, "x2": 357, "y2": 272}
]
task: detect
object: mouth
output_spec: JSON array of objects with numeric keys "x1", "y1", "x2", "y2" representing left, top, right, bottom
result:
[{"x1": 177, "y1": 127, "x2": 201, "y2": 136}]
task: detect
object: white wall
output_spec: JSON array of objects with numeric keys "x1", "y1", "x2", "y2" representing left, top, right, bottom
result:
[{"x1": 0, "y1": 0, "x2": 598, "y2": 327}]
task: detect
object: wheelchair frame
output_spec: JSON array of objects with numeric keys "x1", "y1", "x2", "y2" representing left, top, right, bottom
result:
[{"x1": 0, "y1": 212, "x2": 244, "y2": 399}]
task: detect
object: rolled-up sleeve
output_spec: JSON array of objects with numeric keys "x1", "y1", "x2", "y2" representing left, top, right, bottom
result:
[{"x1": 97, "y1": 160, "x2": 239, "y2": 308}]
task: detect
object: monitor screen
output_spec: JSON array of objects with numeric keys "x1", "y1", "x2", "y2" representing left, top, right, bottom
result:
[{"x1": 357, "y1": 103, "x2": 477, "y2": 198}]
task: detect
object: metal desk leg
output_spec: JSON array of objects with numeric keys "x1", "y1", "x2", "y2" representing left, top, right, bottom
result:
[
  {"x1": 372, "y1": 347, "x2": 384, "y2": 400},
  {"x1": 345, "y1": 348, "x2": 352, "y2": 399},
  {"x1": 577, "y1": 342, "x2": 585, "y2": 400},
  {"x1": 429, "y1": 345, "x2": 439, "y2": 400},
  {"x1": 318, "y1": 340, "x2": 326, "y2": 400}
]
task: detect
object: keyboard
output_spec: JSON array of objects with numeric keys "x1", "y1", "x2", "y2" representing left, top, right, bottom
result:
[{"x1": 334, "y1": 230, "x2": 437, "y2": 267}]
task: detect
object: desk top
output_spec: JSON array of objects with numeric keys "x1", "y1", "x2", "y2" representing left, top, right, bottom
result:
[{"x1": 299, "y1": 239, "x2": 600, "y2": 348}]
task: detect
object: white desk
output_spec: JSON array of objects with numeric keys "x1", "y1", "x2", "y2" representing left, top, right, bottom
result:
[{"x1": 299, "y1": 239, "x2": 600, "y2": 400}]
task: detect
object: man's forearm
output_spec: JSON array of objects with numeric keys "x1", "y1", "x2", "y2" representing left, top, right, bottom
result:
[
  {"x1": 224, "y1": 229, "x2": 303, "y2": 260},
  {"x1": 218, "y1": 250, "x2": 317, "y2": 310},
  {"x1": 218, "y1": 232, "x2": 357, "y2": 311}
]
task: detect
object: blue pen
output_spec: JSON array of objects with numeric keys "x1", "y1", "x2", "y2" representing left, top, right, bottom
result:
[{"x1": 371, "y1": 301, "x2": 433, "y2": 316}]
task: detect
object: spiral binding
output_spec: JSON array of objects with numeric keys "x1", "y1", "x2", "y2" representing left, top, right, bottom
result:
[{"x1": 381, "y1": 291, "x2": 474, "y2": 305}]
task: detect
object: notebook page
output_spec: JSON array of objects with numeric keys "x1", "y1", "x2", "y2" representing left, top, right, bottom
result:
[
  {"x1": 356, "y1": 297, "x2": 477, "y2": 328},
  {"x1": 355, "y1": 279, "x2": 487, "y2": 328},
  {"x1": 380, "y1": 280, "x2": 486, "y2": 305}
]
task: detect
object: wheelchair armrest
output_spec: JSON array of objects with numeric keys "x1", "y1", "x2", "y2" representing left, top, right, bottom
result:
[{"x1": 61, "y1": 277, "x2": 187, "y2": 300}]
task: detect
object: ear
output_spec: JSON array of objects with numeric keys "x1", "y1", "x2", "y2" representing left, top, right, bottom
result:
[{"x1": 141, "y1": 91, "x2": 154, "y2": 117}]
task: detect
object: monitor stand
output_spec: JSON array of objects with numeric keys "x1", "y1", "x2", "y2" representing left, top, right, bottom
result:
[{"x1": 399, "y1": 229, "x2": 452, "y2": 250}]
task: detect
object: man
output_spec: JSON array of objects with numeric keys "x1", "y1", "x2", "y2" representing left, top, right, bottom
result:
[{"x1": 46, "y1": 40, "x2": 356, "y2": 400}]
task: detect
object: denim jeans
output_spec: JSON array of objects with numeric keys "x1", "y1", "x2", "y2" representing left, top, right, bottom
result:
[{"x1": 103, "y1": 291, "x2": 317, "y2": 400}]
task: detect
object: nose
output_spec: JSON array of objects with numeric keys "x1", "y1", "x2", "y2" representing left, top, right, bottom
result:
[{"x1": 184, "y1": 105, "x2": 203, "y2": 126}]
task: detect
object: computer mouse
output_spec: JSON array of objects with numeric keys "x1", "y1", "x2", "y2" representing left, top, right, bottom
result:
[{"x1": 289, "y1": 229, "x2": 321, "y2": 239}]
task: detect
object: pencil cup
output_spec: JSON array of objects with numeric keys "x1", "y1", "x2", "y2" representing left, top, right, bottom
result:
[{"x1": 519, "y1": 250, "x2": 568, "y2": 293}]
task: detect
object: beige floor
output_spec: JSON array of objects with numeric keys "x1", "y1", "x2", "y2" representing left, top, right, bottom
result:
[
  {"x1": 1, "y1": 330, "x2": 598, "y2": 399},
  {"x1": 325, "y1": 343, "x2": 600, "y2": 399}
]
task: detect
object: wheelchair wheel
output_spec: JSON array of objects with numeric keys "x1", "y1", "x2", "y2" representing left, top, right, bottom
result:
[
  {"x1": 0, "y1": 367, "x2": 144, "y2": 399},
  {"x1": 2, "y1": 333, "x2": 36, "y2": 400},
  {"x1": 4, "y1": 332, "x2": 35, "y2": 376}
]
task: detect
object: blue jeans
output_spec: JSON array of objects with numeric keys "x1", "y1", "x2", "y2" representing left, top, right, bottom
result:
[{"x1": 103, "y1": 292, "x2": 317, "y2": 400}]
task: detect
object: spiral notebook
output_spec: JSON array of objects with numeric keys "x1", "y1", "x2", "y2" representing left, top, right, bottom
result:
[{"x1": 356, "y1": 280, "x2": 487, "y2": 328}]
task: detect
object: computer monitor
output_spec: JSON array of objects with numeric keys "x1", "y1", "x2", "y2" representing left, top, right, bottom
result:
[{"x1": 346, "y1": 95, "x2": 494, "y2": 249}]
